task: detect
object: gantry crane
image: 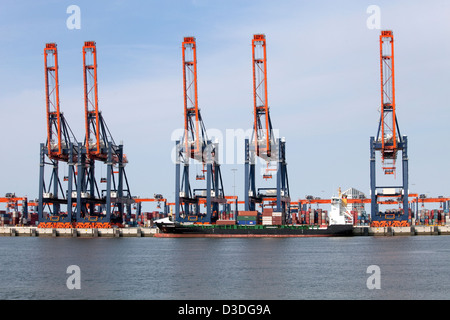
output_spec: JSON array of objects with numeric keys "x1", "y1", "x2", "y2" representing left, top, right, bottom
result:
[
  {"x1": 0, "y1": 194, "x2": 28, "y2": 225},
  {"x1": 134, "y1": 194, "x2": 169, "y2": 223},
  {"x1": 244, "y1": 34, "x2": 290, "y2": 221},
  {"x1": 38, "y1": 43, "x2": 79, "y2": 227},
  {"x1": 74, "y1": 41, "x2": 133, "y2": 227},
  {"x1": 370, "y1": 30, "x2": 409, "y2": 225},
  {"x1": 174, "y1": 36, "x2": 226, "y2": 223}
]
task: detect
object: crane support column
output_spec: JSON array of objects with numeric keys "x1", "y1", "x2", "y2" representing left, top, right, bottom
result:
[
  {"x1": 244, "y1": 138, "x2": 256, "y2": 211},
  {"x1": 175, "y1": 140, "x2": 181, "y2": 219},
  {"x1": 38, "y1": 143, "x2": 45, "y2": 222},
  {"x1": 370, "y1": 137, "x2": 377, "y2": 215},
  {"x1": 402, "y1": 136, "x2": 409, "y2": 213}
]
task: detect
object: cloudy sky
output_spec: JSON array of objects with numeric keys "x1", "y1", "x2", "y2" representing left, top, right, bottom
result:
[{"x1": 0, "y1": 0, "x2": 449, "y2": 211}]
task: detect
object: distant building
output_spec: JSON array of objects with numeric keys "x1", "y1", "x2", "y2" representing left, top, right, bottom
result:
[{"x1": 343, "y1": 187, "x2": 366, "y2": 214}]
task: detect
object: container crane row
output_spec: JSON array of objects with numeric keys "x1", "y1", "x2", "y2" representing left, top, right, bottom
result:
[{"x1": 26, "y1": 31, "x2": 444, "y2": 230}]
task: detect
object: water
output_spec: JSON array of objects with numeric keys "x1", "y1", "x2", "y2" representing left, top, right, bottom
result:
[{"x1": 1, "y1": 236, "x2": 450, "y2": 300}]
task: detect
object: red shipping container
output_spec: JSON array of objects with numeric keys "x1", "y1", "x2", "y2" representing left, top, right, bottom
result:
[
  {"x1": 238, "y1": 211, "x2": 258, "y2": 216},
  {"x1": 216, "y1": 220, "x2": 236, "y2": 225}
]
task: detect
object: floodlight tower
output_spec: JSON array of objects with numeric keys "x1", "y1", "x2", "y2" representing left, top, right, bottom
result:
[
  {"x1": 370, "y1": 30, "x2": 409, "y2": 226},
  {"x1": 174, "y1": 36, "x2": 226, "y2": 223},
  {"x1": 244, "y1": 34, "x2": 290, "y2": 219}
]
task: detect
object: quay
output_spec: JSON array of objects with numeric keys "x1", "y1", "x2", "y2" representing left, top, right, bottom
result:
[
  {"x1": 352, "y1": 225, "x2": 450, "y2": 236},
  {"x1": 1, "y1": 226, "x2": 450, "y2": 237},
  {"x1": 0, "y1": 226, "x2": 158, "y2": 237}
]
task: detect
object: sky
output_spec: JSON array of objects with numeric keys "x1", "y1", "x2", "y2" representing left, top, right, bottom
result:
[{"x1": 0, "y1": 0, "x2": 449, "y2": 211}]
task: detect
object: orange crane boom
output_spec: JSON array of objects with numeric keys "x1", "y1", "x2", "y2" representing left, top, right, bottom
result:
[
  {"x1": 252, "y1": 34, "x2": 274, "y2": 158},
  {"x1": 44, "y1": 43, "x2": 78, "y2": 161}
]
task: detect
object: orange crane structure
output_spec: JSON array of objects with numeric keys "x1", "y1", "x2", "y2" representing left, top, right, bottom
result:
[
  {"x1": 38, "y1": 43, "x2": 79, "y2": 227},
  {"x1": 370, "y1": 30, "x2": 409, "y2": 226},
  {"x1": 174, "y1": 36, "x2": 226, "y2": 223},
  {"x1": 251, "y1": 34, "x2": 275, "y2": 159}
]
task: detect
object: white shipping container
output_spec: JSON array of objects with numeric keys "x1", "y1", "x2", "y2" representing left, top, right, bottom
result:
[
  {"x1": 382, "y1": 188, "x2": 397, "y2": 195},
  {"x1": 272, "y1": 212, "x2": 282, "y2": 217}
]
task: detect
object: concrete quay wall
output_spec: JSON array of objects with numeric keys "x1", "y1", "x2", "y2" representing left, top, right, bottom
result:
[
  {"x1": 2, "y1": 226, "x2": 450, "y2": 237},
  {"x1": 353, "y1": 225, "x2": 450, "y2": 236},
  {"x1": 0, "y1": 226, "x2": 157, "y2": 237}
]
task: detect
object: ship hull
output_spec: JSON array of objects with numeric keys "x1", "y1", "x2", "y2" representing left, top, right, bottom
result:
[{"x1": 154, "y1": 222, "x2": 354, "y2": 238}]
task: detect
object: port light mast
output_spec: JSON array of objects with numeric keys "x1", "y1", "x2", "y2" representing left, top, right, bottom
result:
[
  {"x1": 245, "y1": 34, "x2": 290, "y2": 220},
  {"x1": 175, "y1": 36, "x2": 226, "y2": 223},
  {"x1": 370, "y1": 30, "x2": 409, "y2": 227},
  {"x1": 38, "y1": 43, "x2": 79, "y2": 227}
]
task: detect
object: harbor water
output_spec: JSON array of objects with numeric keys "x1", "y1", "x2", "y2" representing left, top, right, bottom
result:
[{"x1": 1, "y1": 236, "x2": 450, "y2": 300}]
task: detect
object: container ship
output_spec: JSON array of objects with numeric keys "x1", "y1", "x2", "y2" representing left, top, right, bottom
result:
[{"x1": 155, "y1": 194, "x2": 354, "y2": 238}]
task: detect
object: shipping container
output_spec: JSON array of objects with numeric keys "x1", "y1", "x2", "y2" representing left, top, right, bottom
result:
[
  {"x1": 272, "y1": 211, "x2": 282, "y2": 217},
  {"x1": 216, "y1": 220, "x2": 236, "y2": 225},
  {"x1": 237, "y1": 220, "x2": 256, "y2": 225},
  {"x1": 237, "y1": 215, "x2": 258, "y2": 221},
  {"x1": 238, "y1": 211, "x2": 258, "y2": 216}
]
